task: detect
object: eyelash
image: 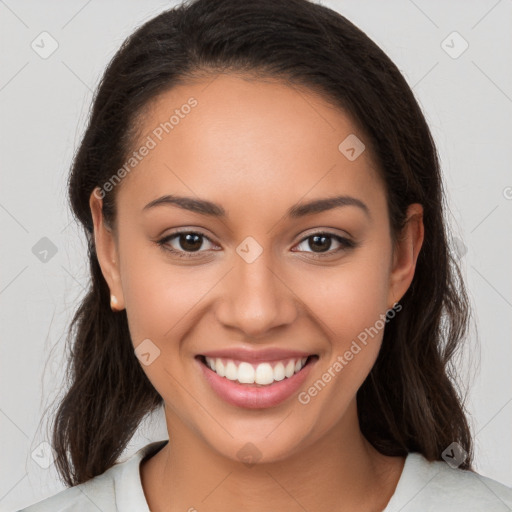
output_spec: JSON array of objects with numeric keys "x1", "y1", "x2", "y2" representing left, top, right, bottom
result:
[{"x1": 156, "y1": 230, "x2": 356, "y2": 259}]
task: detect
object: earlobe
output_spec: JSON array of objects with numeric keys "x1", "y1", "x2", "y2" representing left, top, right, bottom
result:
[
  {"x1": 89, "y1": 188, "x2": 125, "y2": 311},
  {"x1": 110, "y1": 294, "x2": 121, "y2": 312},
  {"x1": 387, "y1": 203, "x2": 424, "y2": 307}
]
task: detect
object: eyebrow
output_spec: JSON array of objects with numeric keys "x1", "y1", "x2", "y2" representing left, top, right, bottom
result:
[{"x1": 143, "y1": 194, "x2": 371, "y2": 220}]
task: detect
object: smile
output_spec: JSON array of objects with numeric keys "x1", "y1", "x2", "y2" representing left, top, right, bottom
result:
[
  {"x1": 202, "y1": 356, "x2": 310, "y2": 385},
  {"x1": 195, "y1": 354, "x2": 319, "y2": 409}
]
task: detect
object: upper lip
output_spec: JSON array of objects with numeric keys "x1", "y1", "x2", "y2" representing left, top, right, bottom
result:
[{"x1": 198, "y1": 348, "x2": 316, "y2": 363}]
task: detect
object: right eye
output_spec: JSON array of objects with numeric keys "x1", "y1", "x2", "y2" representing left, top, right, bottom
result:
[{"x1": 157, "y1": 231, "x2": 218, "y2": 258}]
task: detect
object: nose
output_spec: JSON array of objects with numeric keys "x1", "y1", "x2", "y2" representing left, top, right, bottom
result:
[{"x1": 214, "y1": 247, "x2": 298, "y2": 339}]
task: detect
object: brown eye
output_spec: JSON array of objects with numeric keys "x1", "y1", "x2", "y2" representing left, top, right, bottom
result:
[
  {"x1": 176, "y1": 233, "x2": 203, "y2": 252},
  {"x1": 308, "y1": 234, "x2": 332, "y2": 252},
  {"x1": 157, "y1": 231, "x2": 216, "y2": 258},
  {"x1": 294, "y1": 232, "x2": 355, "y2": 257}
]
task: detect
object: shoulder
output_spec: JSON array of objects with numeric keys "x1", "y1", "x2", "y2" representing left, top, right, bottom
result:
[
  {"x1": 15, "y1": 476, "x2": 114, "y2": 512},
  {"x1": 385, "y1": 452, "x2": 512, "y2": 512},
  {"x1": 15, "y1": 467, "x2": 119, "y2": 512},
  {"x1": 17, "y1": 440, "x2": 169, "y2": 512}
]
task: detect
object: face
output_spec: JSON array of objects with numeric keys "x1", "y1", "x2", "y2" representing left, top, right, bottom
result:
[{"x1": 90, "y1": 74, "x2": 423, "y2": 464}]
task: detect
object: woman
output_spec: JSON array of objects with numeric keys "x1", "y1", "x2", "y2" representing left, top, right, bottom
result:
[{"x1": 19, "y1": 0, "x2": 512, "y2": 510}]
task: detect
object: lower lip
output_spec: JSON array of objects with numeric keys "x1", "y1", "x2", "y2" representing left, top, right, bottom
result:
[{"x1": 196, "y1": 356, "x2": 317, "y2": 409}]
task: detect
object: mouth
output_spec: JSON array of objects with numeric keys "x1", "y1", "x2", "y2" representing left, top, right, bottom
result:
[
  {"x1": 195, "y1": 354, "x2": 319, "y2": 387},
  {"x1": 194, "y1": 353, "x2": 319, "y2": 409}
]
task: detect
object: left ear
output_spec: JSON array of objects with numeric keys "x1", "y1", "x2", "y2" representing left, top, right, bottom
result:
[{"x1": 387, "y1": 203, "x2": 424, "y2": 306}]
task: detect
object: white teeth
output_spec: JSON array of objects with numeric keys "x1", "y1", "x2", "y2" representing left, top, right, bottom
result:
[
  {"x1": 237, "y1": 362, "x2": 255, "y2": 384},
  {"x1": 225, "y1": 361, "x2": 238, "y2": 381},
  {"x1": 284, "y1": 360, "x2": 295, "y2": 378},
  {"x1": 273, "y1": 362, "x2": 285, "y2": 381},
  {"x1": 255, "y1": 363, "x2": 274, "y2": 385},
  {"x1": 204, "y1": 356, "x2": 310, "y2": 385},
  {"x1": 216, "y1": 359, "x2": 225, "y2": 377}
]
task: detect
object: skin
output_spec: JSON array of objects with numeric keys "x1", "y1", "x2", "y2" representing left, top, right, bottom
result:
[{"x1": 90, "y1": 73, "x2": 424, "y2": 511}]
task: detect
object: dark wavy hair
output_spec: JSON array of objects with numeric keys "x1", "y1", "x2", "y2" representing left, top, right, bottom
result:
[{"x1": 47, "y1": 0, "x2": 474, "y2": 486}]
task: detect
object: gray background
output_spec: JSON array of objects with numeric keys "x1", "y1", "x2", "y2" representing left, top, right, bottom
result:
[{"x1": 1, "y1": 0, "x2": 511, "y2": 509}]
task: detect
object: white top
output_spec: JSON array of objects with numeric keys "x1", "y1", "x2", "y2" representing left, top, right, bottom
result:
[{"x1": 18, "y1": 440, "x2": 512, "y2": 511}]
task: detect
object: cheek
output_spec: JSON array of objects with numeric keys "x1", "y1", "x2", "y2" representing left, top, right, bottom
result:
[
  {"x1": 119, "y1": 250, "x2": 210, "y2": 399},
  {"x1": 295, "y1": 242, "x2": 391, "y2": 399},
  {"x1": 124, "y1": 270, "x2": 210, "y2": 346},
  {"x1": 294, "y1": 261, "x2": 390, "y2": 431},
  {"x1": 299, "y1": 250, "x2": 391, "y2": 342},
  {"x1": 119, "y1": 241, "x2": 204, "y2": 344}
]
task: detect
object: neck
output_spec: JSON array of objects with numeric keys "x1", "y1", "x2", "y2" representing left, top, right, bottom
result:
[{"x1": 140, "y1": 401, "x2": 405, "y2": 512}]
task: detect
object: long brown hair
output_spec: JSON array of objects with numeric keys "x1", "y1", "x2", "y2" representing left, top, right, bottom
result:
[{"x1": 48, "y1": 0, "x2": 474, "y2": 486}]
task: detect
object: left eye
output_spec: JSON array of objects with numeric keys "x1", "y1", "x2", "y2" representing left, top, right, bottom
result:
[{"x1": 293, "y1": 233, "x2": 354, "y2": 255}]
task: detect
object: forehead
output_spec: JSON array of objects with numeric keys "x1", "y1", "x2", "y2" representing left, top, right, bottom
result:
[{"x1": 116, "y1": 74, "x2": 386, "y2": 220}]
